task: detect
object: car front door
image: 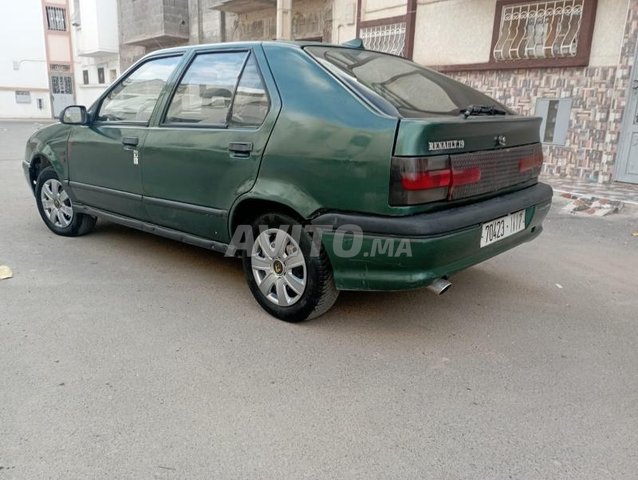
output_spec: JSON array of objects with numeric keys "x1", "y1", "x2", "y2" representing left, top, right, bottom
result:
[
  {"x1": 140, "y1": 47, "x2": 279, "y2": 242},
  {"x1": 67, "y1": 54, "x2": 183, "y2": 219}
]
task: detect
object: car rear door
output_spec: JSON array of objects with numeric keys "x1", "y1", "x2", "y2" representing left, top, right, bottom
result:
[
  {"x1": 141, "y1": 46, "x2": 280, "y2": 242},
  {"x1": 67, "y1": 54, "x2": 183, "y2": 220}
]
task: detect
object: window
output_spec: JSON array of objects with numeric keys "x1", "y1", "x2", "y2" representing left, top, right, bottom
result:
[
  {"x1": 46, "y1": 6, "x2": 67, "y2": 31},
  {"x1": 97, "y1": 67, "x2": 105, "y2": 84},
  {"x1": 535, "y1": 98, "x2": 572, "y2": 145},
  {"x1": 98, "y1": 56, "x2": 181, "y2": 123},
  {"x1": 490, "y1": 0, "x2": 597, "y2": 68},
  {"x1": 165, "y1": 51, "x2": 247, "y2": 126},
  {"x1": 230, "y1": 55, "x2": 269, "y2": 127},
  {"x1": 110, "y1": 69, "x2": 117, "y2": 83},
  {"x1": 82, "y1": 70, "x2": 89, "y2": 85},
  {"x1": 307, "y1": 47, "x2": 509, "y2": 118},
  {"x1": 15, "y1": 91, "x2": 31, "y2": 104}
]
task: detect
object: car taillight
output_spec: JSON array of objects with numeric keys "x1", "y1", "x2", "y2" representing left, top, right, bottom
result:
[
  {"x1": 401, "y1": 169, "x2": 451, "y2": 190},
  {"x1": 390, "y1": 155, "x2": 482, "y2": 205},
  {"x1": 519, "y1": 149, "x2": 544, "y2": 174}
]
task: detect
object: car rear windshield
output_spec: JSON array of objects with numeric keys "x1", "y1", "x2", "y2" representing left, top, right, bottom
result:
[{"x1": 305, "y1": 46, "x2": 510, "y2": 118}]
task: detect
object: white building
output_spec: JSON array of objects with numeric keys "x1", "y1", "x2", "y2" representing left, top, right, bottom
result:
[
  {"x1": 69, "y1": 0, "x2": 120, "y2": 108},
  {"x1": 0, "y1": 1, "x2": 76, "y2": 119}
]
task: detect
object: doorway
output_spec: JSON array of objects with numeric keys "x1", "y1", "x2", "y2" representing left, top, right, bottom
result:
[
  {"x1": 616, "y1": 47, "x2": 638, "y2": 183},
  {"x1": 50, "y1": 74, "x2": 74, "y2": 119}
]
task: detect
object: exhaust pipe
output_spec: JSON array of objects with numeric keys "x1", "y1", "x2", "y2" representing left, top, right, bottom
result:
[{"x1": 426, "y1": 278, "x2": 452, "y2": 295}]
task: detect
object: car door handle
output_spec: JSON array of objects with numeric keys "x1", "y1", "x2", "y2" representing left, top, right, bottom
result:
[
  {"x1": 122, "y1": 136, "x2": 139, "y2": 147},
  {"x1": 228, "y1": 142, "x2": 253, "y2": 158}
]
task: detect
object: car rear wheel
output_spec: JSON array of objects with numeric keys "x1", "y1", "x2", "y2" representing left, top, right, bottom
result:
[
  {"x1": 242, "y1": 212, "x2": 339, "y2": 322},
  {"x1": 35, "y1": 167, "x2": 96, "y2": 236}
]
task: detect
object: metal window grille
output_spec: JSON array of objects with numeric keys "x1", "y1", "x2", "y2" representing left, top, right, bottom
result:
[
  {"x1": 51, "y1": 75, "x2": 73, "y2": 95},
  {"x1": 360, "y1": 22, "x2": 406, "y2": 56},
  {"x1": 46, "y1": 6, "x2": 67, "y2": 31},
  {"x1": 493, "y1": 0, "x2": 584, "y2": 61}
]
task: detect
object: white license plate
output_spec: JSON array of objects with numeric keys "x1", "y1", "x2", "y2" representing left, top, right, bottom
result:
[{"x1": 480, "y1": 210, "x2": 526, "y2": 248}]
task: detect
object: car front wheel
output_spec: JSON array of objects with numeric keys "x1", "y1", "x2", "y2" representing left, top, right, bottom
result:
[
  {"x1": 242, "y1": 212, "x2": 339, "y2": 322},
  {"x1": 35, "y1": 167, "x2": 96, "y2": 236}
]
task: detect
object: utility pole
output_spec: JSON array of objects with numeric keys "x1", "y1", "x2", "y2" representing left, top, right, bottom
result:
[{"x1": 197, "y1": 0, "x2": 204, "y2": 43}]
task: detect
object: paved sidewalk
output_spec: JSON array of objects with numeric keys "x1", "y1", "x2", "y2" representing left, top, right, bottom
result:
[{"x1": 541, "y1": 175, "x2": 638, "y2": 213}]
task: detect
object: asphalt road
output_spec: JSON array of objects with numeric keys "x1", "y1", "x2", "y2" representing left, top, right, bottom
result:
[{"x1": 1, "y1": 120, "x2": 637, "y2": 480}]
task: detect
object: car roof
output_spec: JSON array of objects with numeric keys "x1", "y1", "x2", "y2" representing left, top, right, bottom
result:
[{"x1": 142, "y1": 40, "x2": 351, "y2": 59}]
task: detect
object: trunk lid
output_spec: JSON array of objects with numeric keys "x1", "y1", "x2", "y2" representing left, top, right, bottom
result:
[{"x1": 394, "y1": 115, "x2": 542, "y2": 156}]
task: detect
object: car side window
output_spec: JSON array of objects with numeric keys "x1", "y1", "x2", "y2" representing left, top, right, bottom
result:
[
  {"x1": 165, "y1": 51, "x2": 247, "y2": 126},
  {"x1": 229, "y1": 54, "x2": 270, "y2": 128},
  {"x1": 98, "y1": 56, "x2": 181, "y2": 124}
]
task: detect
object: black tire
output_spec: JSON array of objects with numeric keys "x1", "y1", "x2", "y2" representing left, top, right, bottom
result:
[
  {"x1": 35, "y1": 167, "x2": 96, "y2": 237},
  {"x1": 242, "y1": 212, "x2": 339, "y2": 322}
]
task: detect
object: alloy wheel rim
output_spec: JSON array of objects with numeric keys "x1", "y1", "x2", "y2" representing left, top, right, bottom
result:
[
  {"x1": 251, "y1": 228, "x2": 307, "y2": 307},
  {"x1": 41, "y1": 179, "x2": 73, "y2": 228}
]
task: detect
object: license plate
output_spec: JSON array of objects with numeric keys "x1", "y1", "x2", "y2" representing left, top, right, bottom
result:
[{"x1": 480, "y1": 210, "x2": 526, "y2": 248}]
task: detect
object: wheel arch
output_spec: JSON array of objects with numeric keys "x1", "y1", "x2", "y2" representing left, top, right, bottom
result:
[
  {"x1": 28, "y1": 154, "x2": 54, "y2": 192},
  {"x1": 229, "y1": 197, "x2": 306, "y2": 236},
  {"x1": 228, "y1": 179, "x2": 323, "y2": 236}
]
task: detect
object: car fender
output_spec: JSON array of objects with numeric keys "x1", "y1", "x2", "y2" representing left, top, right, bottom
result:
[
  {"x1": 228, "y1": 179, "x2": 323, "y2": 232},
  {"x1": 26, "y1": 124, "x2": 72, "y2": 181}
]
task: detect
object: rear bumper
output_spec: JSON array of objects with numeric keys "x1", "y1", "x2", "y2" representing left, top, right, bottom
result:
[{"x1": 312, "y1": 183, "x2": 552, "y2": 291}]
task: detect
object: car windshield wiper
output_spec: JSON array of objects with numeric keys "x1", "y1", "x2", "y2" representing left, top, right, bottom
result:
[{"x1": 462, "y1": 105, "x2": 507, "y2": 118}]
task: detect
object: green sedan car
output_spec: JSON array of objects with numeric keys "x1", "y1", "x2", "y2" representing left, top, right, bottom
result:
[{"x1": 24, "y1": 41, "x2": 552, "y2": 322}]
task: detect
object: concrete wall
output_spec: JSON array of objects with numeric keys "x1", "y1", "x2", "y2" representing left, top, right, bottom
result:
[
  {"x1": 0, "y1": 0, "x2": 51, "y2": 118},
  {"x1": 188, "y1": 0, "x2": 225, "y2": 44},
  {"x1": 117, "y1": 0, "x2": 190, "y2": 69},
  {"x1": 360, "y1": 0, "x2": 405, "y2": 20},
  {"x1": 222, "y1": 0, "x2": 331, "y2": 42},
  {"x1": 413, "y1": 0, "x2": 496, "y2": 66},
  {"x1": 332, "y1": 0, "x2": 357, "y2": 43}
]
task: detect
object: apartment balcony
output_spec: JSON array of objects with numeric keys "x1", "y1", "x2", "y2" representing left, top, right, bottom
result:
[
  {"x1": 73, "y1": 0, "x2": 119, "y2": 58},
  {"x1": 209, "y1": 0, "x2": 275, "y2": 14},
  {"x1": 119, "y1": 0, "x2": 189, "y2": 48},
  {"x1": 77, "y1": 47, "x2": 119, "y2": 58}
]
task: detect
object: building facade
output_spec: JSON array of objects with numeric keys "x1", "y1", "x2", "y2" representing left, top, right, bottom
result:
[
  {"x1": 111, "y1": 0, "x2": 638, "y2": 184},
  {"x1": 117, "y1": 0, "x2": 334, "y2": 69},
  {"x1": 69, "y1": 0, "x2": 121, "y2": 107},
  {"x1": 0, "y1": 0, "x2": 75, "y2": 119}
]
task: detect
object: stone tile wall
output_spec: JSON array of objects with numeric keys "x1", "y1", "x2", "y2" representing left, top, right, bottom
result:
[{"x1": 446, "y1": 0, "x2": 638, "y2": 184}]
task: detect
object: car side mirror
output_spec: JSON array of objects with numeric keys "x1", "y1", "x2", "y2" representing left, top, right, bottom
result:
[{"x1": 60, "y1": 105, "x2": 88, "y2": 125}]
